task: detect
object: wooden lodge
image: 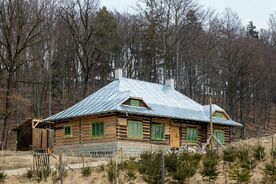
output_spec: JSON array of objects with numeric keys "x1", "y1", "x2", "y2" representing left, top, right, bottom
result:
[{"x1": 44, "y1": 69, "x2": 241, "y2": 156}]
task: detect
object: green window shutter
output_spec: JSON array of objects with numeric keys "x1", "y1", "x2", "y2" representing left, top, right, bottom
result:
[
  {"x1": 130, "y1": 99, "x2": 140, "y2": 107},
  {"x1": 127, "y1": 120, "x2": 143, "y2": 138},
  {"x1": 214, "y1": 130, "x2": 224, "y2": 144},
  {"x1": 151, "y1": 124, "x2": 165, "y2": 140},
  {"x1": 91, "y1": 122, "x2": 104, "y2": 137},
  {"x1": 64, "y1": 125, "x2": 72, "y2": 137},
  {"x1": 186, "y1": 127, "x2": 198, "y2": 142}
]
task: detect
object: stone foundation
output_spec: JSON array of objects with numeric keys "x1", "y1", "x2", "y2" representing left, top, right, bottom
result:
[{"x1": 54, "y1": 141, "x2": 170, "y2": 157}]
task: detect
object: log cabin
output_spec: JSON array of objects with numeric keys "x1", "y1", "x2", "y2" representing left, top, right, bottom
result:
[{"x1": 44, "y1": 69, "x2": 242, "y2": 156}]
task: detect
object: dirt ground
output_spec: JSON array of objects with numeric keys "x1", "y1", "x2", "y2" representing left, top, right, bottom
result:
[{"x1": 1, "y1": 135, "x2": 276, "y2": 183}]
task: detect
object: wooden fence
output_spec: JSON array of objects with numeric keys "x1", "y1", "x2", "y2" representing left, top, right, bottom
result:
[{"x1": 33, "y1": 152, "x2": 50, "y2": 176}]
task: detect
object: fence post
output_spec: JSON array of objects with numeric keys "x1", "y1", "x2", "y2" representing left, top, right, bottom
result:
[
  {"x1": 116, "y1": 155, "x2": 118, "y2": 184},
  {"x1": 161, "y1": 151, "x2": 165, "y2": 184},
  {"x1": 272, "y1": 135, "x2": 274, "y2": 151},
  {"x1": 59, "y1": 154, "x2": 63, "y2": 184},
  {"x1": 82, "y1": 155, "x2": 84, "y2": 170}
]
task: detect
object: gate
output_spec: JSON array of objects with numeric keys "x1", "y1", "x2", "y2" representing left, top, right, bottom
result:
[{"x1": 33, "y1": 152, "x2": 50, "y2": 176}]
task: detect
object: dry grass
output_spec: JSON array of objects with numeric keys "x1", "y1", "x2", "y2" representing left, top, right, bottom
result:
[
  {"x1": 0, "y1": 150, "x2": 95, "y2": 170},
  {"x1": 0, "y1": 151, "x2": 33, "y2": 170},
  {"x1": 4, "y1": 167, "x2": 146, "y2": 184},
  {"x1": 2, "y1": 135, "x2": 276, "y2": 183}
]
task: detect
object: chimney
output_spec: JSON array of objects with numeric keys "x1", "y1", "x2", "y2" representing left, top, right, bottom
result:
[
  {"x1": 165, "y1": 78, "x2": 175, "y2": 89},
  {"x1": 115, "y1": 68, "x2": 123, "y2": 79}
]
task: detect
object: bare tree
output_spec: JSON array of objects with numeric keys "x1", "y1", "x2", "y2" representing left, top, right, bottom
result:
[
  {"x1": 60, "y1": 0, "x2": 99, "y2": 98},
  {"x1": 0, "y1": 0, "x2": 46, "y2": 149}
]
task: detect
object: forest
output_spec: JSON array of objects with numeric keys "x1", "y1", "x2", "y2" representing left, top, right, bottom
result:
[{"x1": 0, "y1": 0, "x2": 275, "y2": 149}]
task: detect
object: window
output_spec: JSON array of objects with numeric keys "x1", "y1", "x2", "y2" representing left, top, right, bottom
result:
[
  {"x1": 151, "y1": 124, "x2": 165, "y2": 141},
  {"x1": 91, "y1": 122, "x2": 104, "y2": 137},
  {"x1": 214, "y1": 130, "x2": 224, "y2": 144},
  {"x1": 130, "y1": 99, "x2": 140, "y2": 106},
  {"x1": 213, "y1": 111, "x2": 227, "y2": 119},
  {"x1": 127, "y1": 120, "x2": 143, "y2": 139},
  {"x1": 64, "y1": 125, "x2": 72, "y2": 137},
  {"x1": 122, "y1": 98, "x2": 149, "y2": 108},
  {"x1": 186, "y1": 127, "x2": 198, "y2": 142}
]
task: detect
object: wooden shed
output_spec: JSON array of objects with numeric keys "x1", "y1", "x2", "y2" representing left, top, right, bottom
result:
[
  {"x1": 13, "y1": 118, "x2": 54, "y2": 151},
  {"x1": 43, "y1": 72, "x2": 242, "y2": 156}
]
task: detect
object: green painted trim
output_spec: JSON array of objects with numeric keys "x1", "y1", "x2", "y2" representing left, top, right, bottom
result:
[
  {"x1": 127, "y1": 120, "x2": 143, "y2": 139},
  {"x1": 91, "y1": 122, "x2": 104, "y2": 137},
  {"x1": 214, "y1": 129, "x2": 225, "y2": 144},
  {"x1": 64, "y1": 125, "x2": 72, "y2": 137},
  {"x1": 151, "y1": 124, "x2": 165, "y2": 141},
  {"x1": 186, "y1": 127, "x2": 198, "y2": 143}
]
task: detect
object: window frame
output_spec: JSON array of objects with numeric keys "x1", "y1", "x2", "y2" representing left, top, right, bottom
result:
[
  {"x1": 214, "y1": 129, "x2": 225, "y2": 144},
  {"x1": 127, "y1": 120, "x2": 143, "y2": 139},
  {"x1": 64, "y1": 125, "x2": 72, "y2": 137},
  {"x1": 130, "y1": 99, "x2": 140, "y2": 107},
  {"x1": 91, "y1": 122, "x2": 104, "y2": 138},
  {"x1": 186, "y1": 127, "x2": 198, "y2": 143},
  {"x1": 151, "y1": 123, "x2": 165, "y2": 141}
]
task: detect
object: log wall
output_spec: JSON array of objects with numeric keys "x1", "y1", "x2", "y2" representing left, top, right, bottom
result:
[
  {"x1": 54, "y1": 113, "x2": 230, "y2": 148},
  {"x1": 54, "y1": 115, "x2": 117, "y2": 146}
]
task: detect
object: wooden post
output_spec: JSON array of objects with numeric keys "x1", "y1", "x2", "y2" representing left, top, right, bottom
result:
[
  {"x1": 82, "y1": 155, "x2": 84, "y2": 170},
  {"x1": 161, "y1": 151, "x2": 165, "y2": 184},
  {"x1": 272, "y1": 135, "x2": 274, "y2": 151},
  {"x1": 209, "y1": 96, "x2": 213, "y2": 151},
  {"x1": 115, "y1": 155, "x2": 118, "y2": 184},
  {"x1": 59, "y1": 154, "x2": 63, "y2": 184}
]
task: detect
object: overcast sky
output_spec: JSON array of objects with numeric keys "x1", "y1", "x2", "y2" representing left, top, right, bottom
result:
[{"x1": 100, "y1": 0, "x2": 276, "y2": 29}]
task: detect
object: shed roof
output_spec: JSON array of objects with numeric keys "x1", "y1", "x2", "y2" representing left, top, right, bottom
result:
[{"x1": 44, "y1": 78, "x2": 242, "y2": 127}]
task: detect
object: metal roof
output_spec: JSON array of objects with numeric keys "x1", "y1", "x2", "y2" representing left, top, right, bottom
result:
[{"x1": 44, "y1": 78, "x2": 242, "y2": 127}]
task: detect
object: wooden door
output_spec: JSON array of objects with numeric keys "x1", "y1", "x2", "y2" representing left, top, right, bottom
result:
[{"x1": 170, "y1": 127, "x2": 180, "y2": 148}]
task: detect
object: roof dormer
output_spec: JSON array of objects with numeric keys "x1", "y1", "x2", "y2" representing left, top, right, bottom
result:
[
  {"x1": 212, "y1": 111, "x2": 230, "y2": 120},
  {"x1": 122, "y1": 97, "x2": 150, "y2": 109}
]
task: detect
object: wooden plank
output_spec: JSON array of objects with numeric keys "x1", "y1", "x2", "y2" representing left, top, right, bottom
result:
[{"x1": 41, "y1": 129, "x2": 48, "y2": 149}]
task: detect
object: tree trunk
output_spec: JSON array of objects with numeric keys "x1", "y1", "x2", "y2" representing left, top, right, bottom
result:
[
  {"x1": 82, "y1": 69, "x2": 90, "y2": 98},
  {"x1": 1, "y1": 72, "x2": 12, "y2": 149}
]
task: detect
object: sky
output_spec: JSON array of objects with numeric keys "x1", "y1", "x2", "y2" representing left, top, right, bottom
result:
[{"x1": 100, "y1": 0, "x2": 276, "y2": 30}]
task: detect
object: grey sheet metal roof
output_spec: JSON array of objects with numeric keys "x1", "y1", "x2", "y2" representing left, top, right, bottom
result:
[{"x1": 44, "y1": 78, "x2": 242, "y2": 127}]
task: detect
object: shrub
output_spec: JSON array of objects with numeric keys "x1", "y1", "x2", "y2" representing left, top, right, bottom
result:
[
  {"x1": 0, "y1": 170, "x2": 7, "y2": 183},
  {"x1": 138, "y1": 152, "x2": 162, "y2": 184},
  {"x1": 51, "y1": 164, "x2": 68, "y2": 183},
  {"x1": 236, "y1": 145, "x2": 256, "y2": 170},
  {"x1": 35, "y1": 166, "x2": 51, "y2": 182},
  {"x1": 201, "y1": 151, "x2": 219, "y2": 184},
  {"x1": 125, "y1": 158, "x2": 138, "y2": 184},
  {"x1": 262, "y1": 161, "x2": 276, "y2": 183},
  {"x1": 253, "y1": 144, "x2": 266, "y2": 161},
  {"x1": 26, "y1": 169, "x2": 33, "y2": 179},
  {"x1": 165, "y1": 151, "x2": 201, "y2": 184},
  {"x1": 270, "y1": 147, "x2": 276, "y2": 159},
  {"x1": 229, "y1": 163, "x2": 252, "y2": 183},
  {"x1": 223, "y1": 147, "x2": 237, "y2": 162},
  {"x1": 98, "y1": 164, "x2": 105, "y2": 172},
  {"x1": 107, "y1": 159, "x2": 117, "y2": 184},
  {"x1": 237, "y1": 145, "x2": 251, "y2": 162},
  {"x1": 164, "y1": 152, "x2": 178, "y2": 174},
  {"x1": 81, "y1": 166, "x2": 92, "y2": 177}
]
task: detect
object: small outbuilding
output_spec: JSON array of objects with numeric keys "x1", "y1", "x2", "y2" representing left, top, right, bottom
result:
[{"x1": 13, "y1": 118, "x2": 54, "y2": 152}]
